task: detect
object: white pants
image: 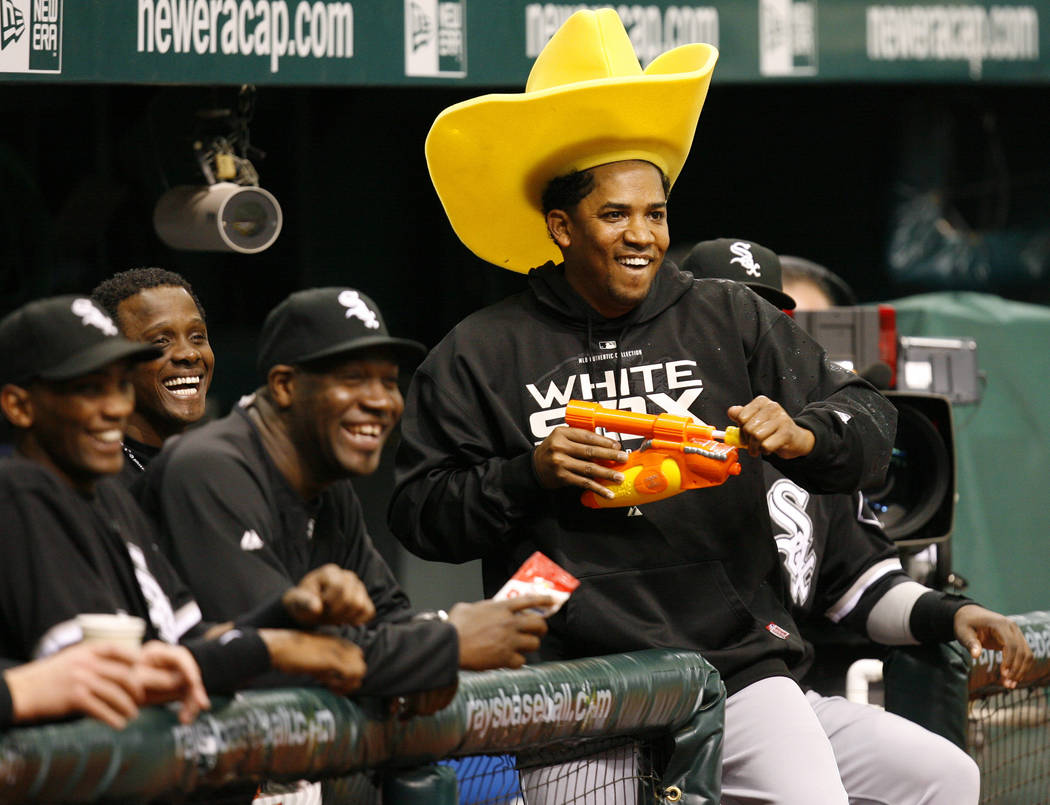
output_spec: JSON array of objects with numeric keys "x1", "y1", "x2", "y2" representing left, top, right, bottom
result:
[
  {"x1": 722, "y1": 676, "x2": 849, "y2": 804},
  {"x1": 524, "y1": 675, "x2": 981, "y2": 805},
  {"x1": 722, "y1": 677, "x2": 980, "y2": 805},
  {"x1": 805, "y1": 689, "x2": 980, "y2": 805}
]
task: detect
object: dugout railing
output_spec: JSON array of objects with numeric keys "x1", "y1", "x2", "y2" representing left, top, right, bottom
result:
[{"x1": 0, "y1": 648, "x2": 725, "y2": 804}]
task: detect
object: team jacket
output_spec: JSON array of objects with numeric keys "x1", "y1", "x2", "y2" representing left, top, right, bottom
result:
[
  {"x1": 0, "y1": 456, "x2": 270, "y2": 692},
  {"x1": 390, "y1": 262, "x2": 897, "y2": 696},
  {"x1": 136, "y1": 403, "x2": 460, "y2": 698},
  {"x1": 764, "y1": 463, "x2": 972, "y2": 678}
]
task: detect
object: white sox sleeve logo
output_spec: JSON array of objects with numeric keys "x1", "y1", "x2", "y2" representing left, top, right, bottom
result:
[{"x1": 767, "y1": 477, "x2": 816, "y2": 608}]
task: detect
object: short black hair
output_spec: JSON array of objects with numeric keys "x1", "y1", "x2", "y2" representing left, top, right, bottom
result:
[
  {"x1": 541, "y1": 162, "x2": 671, "y2": 215},
  {"x1": 91, "y1": 268, "x2": 206, "y2": 330},
  {"x1": 779, "y1": 256, "x2": 858, "y2": 307},
  {"x1": 542, "y1": 170, "x2": 596, "y2": 215}
]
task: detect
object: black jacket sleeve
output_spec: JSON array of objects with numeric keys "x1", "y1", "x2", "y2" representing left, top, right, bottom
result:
[
  {"x1": 182, "y1": 629, "x2": 272, "y2": 693},
  {"x1": 390, "y1": 357, "x2": 552, "y2": 563},
  {"x1": 744, "y1": 300, "x2": 897, "y2": 494}
]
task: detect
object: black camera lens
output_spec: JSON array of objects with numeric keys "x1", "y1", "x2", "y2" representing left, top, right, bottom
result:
[{"x1": 864, "y1": 397, "x2": 953, "y2": 545}]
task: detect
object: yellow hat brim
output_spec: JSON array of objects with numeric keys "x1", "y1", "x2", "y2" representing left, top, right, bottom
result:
[{"x1": 426, "y1": 42, "x2": 718, "y2": 273}]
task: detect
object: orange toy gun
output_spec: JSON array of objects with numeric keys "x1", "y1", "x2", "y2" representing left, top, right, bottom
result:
[{"x1": 564, "y1": 400, "x2": 744, "y2": 509}]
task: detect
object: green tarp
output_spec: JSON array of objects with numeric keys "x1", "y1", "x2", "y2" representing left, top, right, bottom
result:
[{"x1": 888, "y1": 291, "x2": 1050, "y2": 614}]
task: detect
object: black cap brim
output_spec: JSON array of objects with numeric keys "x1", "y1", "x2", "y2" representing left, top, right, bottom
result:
[
  {"x1": 38, "y1": 339, "x2": 162, "y2": 382},
  {"x1": 289, "y1": 335, "x2": 427, "y2": 370},
  {"x1": 745, "y1": 283, "x2": 796, "y2": 311}
]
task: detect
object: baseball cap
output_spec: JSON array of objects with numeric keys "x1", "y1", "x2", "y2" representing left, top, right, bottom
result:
[
  {"x1": 0, "y1": 295, "x2": 161, "y2": 386},
  {"x1": 680, "y1": 238, "x2": 796, "y2": 311},
  {"x1": 257, "y1": 287, "x2": 426, "y2": 374}
]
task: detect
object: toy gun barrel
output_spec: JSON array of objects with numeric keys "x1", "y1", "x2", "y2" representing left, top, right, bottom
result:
[{"x1": 565, "y1": 400, "x2": 743, "y2": 447}]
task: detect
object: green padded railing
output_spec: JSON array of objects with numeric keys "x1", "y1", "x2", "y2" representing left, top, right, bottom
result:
[{"x1": 0, "y1": 648, "x2": 725, "y2": 804}]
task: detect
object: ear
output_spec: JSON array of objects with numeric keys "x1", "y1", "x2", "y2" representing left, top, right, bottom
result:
[
  {"x1": 546, "y1": 210, "x2": 573, "y2": 249},
  {"x1": 0, "y1": 384, "x2": 33, "y2": 429},
  {"x1": 267, "y1": 365, "x2": 297, "y2": 409}
]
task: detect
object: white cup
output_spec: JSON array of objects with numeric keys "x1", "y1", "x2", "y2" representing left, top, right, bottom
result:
[{"x1": 76, "y1": 613, "x2": 146, "y2": 651}]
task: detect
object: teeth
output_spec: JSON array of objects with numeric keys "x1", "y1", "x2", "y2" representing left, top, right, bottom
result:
[
  {"x1": 163, "y1": 376, "x2": 201, "y2": 396},
  {"x1": 96, "y1": 430, "x2": 122, "y2": 443},
  {"x1": 347, "y1": 424, "x2": 381, "y2": 437},
  {"x1": 620, "y1": 257, "x2": 649, "y2": 267}
]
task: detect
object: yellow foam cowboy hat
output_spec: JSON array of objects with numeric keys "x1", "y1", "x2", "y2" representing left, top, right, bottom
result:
[{"x1": 426, "y1": 8, "x2": 718, "y2": 273}]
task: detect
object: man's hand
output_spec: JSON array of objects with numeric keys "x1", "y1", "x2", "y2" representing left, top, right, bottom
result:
[
  {"x1": 532, "y1": 426, "x2": 628, "y2": 500},
  {"x1": 954, "y1": 605, "x2": 1034, "y2": 689},
  {"x1": 134, "y1": 641, "x2": 211, "y2": 725},
  {"x1": 727, "y1": 395, "x2": 815, "y2": 459},
  {"x1": 260, "y1": 629, "x2": 367, "y2": 695},
  {"x1": 283, "y1": 564, "x2": 376, "y2": 627},
  {"x1": 448, "y1": 595, "x2": 552, "y2": 671},
  {"x1": 4, "y1": 642, "x2": 144, "y2": 729}
]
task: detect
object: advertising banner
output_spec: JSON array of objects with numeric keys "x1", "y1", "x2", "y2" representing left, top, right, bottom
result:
[{"x1": 0, "y1": 1, "x2": 1046, "y2": 85}]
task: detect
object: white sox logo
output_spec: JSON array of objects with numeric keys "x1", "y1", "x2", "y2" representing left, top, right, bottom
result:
[
  {"x1": 524, "y1": 359, "x2": 706, "y2": 444},
  {"x1": 337, "y1": 290, "x2": 380, "y2": 330},
  {"x1": 71, "y1": 298, "x2": 119, "y2": 336},
  {"x1": 729, "y1": 241, "x2": 761, "y2": 277},
  {"x1": 767, "y1": 477, "x2": 816, "y2": 608}
]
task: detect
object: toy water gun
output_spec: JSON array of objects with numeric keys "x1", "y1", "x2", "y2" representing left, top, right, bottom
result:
[{"x1": 564, "y1": 400, "x2": 744, "y2": 509}]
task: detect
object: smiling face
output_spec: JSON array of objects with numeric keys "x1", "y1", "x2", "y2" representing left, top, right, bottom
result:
[
  {"x1": 116, "y1": 285, "x2": 214, "y2": 446},
  {"x1": 547, "y1": 160, "x2": 670, "y2": 319},
  {"x1": 12, "y1": 362, "x2": 135, "y2": 493},
  {"x1": 286, "y1": 352, "x2": 405, "y2": 483}
]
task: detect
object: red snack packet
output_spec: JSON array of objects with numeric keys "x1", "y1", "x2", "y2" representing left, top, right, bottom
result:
[{"x1": 492, "y1": 551, "x2": 580, "y2": 616}]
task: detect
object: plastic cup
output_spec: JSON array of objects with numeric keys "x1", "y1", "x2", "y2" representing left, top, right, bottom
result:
[{"x1": 75, "y1": 613, "x2": 146, "y2": 650}]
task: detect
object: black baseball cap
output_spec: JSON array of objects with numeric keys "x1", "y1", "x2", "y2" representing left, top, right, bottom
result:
[
  {"x1": 257, "y1": 287, "x2": 426, "y2": 374},
  {"x1": 681, "y1": 238, "x2": 796, "y2": 311},
  {"x1": 0, "y1": 295, "x2": 161, "y2": 386}
]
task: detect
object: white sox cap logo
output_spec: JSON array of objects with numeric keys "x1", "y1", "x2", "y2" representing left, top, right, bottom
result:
[
  {"x1": 338, "y1": 290, "x2": 380, "y2": 330},
  {"x1": 70, "y1": 298, "x2": 118, "y2": 336},
  {"x1": 729, "y1": 241, "x2": 761, "y2": 277}
]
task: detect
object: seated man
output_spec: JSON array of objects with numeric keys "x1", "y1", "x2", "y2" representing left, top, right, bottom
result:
[
  {"x1": 0, "y1": 295, "x2": 370, "y2": 713},
  {"x1": 90, "y1": 268, "x2": 215, "y2": 483},
  {"x1": 138, "y1": 287, "x2": 551, "y2": 710},
  {"x1": 682, "y1": 237, "x2": 1034, "y2": 804}
]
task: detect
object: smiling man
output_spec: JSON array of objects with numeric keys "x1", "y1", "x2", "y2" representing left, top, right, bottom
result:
[
  {"x1": 137, "y1": 287, "x2": 551, "y2": 709},
  {"x1": 390, "y1": 9, "x2": 901, "y2": 803},
  {"x1": 90, "y1": 269, "x2": 214, "y2": 483}
]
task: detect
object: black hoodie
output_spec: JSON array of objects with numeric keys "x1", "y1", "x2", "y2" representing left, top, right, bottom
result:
[{"x1": 390, "y1": 262, "x2": 896, "y2": 695}]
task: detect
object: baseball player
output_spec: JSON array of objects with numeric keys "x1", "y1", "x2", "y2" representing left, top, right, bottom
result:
[
  {"x1": 683, "y1": 237, "x2": 1034, "y2": 804},
  {"x1": 391, "y1": 10, "x2": 899, "y2": 803}
]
